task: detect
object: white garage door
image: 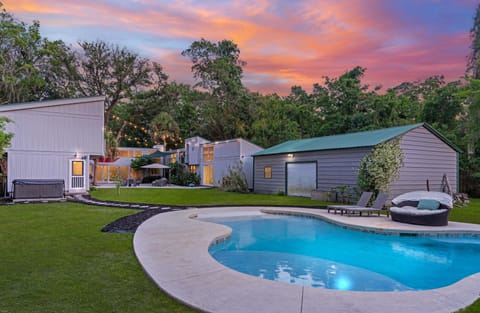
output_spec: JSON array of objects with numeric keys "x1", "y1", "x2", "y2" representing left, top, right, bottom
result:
[{"x1": 287, "y1": 162, "x2": 317, "y2": 197}]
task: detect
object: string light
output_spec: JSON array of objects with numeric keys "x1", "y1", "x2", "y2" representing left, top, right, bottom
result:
[{"x1": 110, "y1": 113, "x2": 184, "y2": 146}]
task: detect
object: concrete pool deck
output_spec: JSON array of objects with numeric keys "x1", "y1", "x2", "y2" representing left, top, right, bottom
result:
[{"x1": 133, "y1": 207, "x2": 480, "y2": 313}]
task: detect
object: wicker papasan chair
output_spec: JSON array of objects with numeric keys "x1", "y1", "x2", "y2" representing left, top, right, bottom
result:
[{"x1": 389, "y1": 191, "x2": 453, "y2": 226}]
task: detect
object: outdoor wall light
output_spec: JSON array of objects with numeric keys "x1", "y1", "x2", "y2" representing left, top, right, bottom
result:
[{"x1": 287, "y1": 153, "x2": 294, "y2": 158}]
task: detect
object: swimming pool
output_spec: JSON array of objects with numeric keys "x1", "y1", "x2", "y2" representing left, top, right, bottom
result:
[{"x1": 206, "y1": 214, "x2": 480, "y2": 291}]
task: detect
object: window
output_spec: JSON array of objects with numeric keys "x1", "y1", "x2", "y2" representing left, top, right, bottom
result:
[
  {"x1": 170, "y1": 153, "x2": 177, "y2": 164},
  {"x1": 203, "y1": 146, "x2": 214, "y2": 162},
  {"x1": 72, "y1": 161, "x2": 84, "y2": 176},
  {"x1": 189, "y1": 165, "x2": 197, "y2": 174},
  {"x1": 264, "y1": 166, "x2": 272, "y2": 179}
]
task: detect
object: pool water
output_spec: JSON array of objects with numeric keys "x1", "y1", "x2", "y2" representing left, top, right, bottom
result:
[{"x1": 206, "y1": 214, "x2": 480, "y2": 291}]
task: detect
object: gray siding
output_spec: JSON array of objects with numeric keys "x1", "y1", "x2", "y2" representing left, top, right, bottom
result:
[
  {"x1": 389, "y1": 126, "x2": 458, "y2": 196},
  {"x1": 253, "y1": 125, "x2": 458, "y2": 200},
  {"x1": 254, "y1": 147, "x2": 371, "y2": 195}
]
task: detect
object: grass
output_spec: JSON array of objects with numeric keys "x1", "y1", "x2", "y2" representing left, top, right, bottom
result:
[
  {"x1": 0, "y1": 202, "x2": 195, "y2": 313},
  {"x1": 449, "y1": 198, "x2": 480, "y2": 224},
  {"x1": 2, "y1": 190, "x2": 480, "y2": 313},
  {"x1": 90, "y1": 187, "x2": 329, "y2": 207}
]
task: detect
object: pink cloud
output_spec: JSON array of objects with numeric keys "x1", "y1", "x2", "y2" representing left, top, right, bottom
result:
[{"x1": 3, "y1": 0, "x2": 473, "y2": 95}]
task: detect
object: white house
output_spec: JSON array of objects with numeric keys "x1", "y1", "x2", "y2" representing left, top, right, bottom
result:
[
  {"x1": 95, "y1": 147, "x2": 156, "y2": 183},
  {"x1": 0, "y1": 96, "x2": 105, "y2": 196},
  {"x1": 183, "y1": 137, "x2": 263, "y2": 189}
]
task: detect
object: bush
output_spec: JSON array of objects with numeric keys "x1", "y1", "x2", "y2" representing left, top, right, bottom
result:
[
  {"x1": 166, "y1": 162, "x2": 199, "y2": 186},
  {"x1": 358, "y1": 139, "x2": 404, "y2": 194},
  {"x1": 220, "y1": 162, "x2": 249, "y2": 193},
  {"x1": 170, "y1": 172, "x2": 200, "y2": 186}
]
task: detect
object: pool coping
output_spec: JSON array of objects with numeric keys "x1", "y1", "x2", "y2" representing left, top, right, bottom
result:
[{"x1": 134, "y1": 207, "x2": 480, "y2": 313}]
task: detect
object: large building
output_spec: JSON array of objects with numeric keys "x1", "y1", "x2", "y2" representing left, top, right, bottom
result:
[
  {"x1": 1, "y1": 96, "x2": 105, "y2": 195},
  {"x1": 253, "y1": 123, "x2": 460, "y2": 199}
]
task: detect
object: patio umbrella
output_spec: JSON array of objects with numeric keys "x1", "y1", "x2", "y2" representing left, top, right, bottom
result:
[{"x1": 141, "y1": 163, "x2": 170, "y2": 169}]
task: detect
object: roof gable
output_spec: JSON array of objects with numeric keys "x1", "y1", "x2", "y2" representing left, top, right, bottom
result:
[
  {"x1": 0, "y1": 96, "x2": 105, "y2": 112},
  {"x1": 253, "y1": 123, "x2": 459, "y2": 156}
]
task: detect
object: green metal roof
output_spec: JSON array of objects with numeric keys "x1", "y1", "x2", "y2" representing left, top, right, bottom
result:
[
  {"x1": 253, "y1": 123, "x2": 460, "y2": 156},
  {"x1": 143, "y1": 150, "x2": 175, "y2": 158}
]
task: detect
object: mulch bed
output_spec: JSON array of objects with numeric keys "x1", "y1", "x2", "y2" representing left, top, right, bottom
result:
[{"x1": 101, "y1": 207, "x2": 189, "y2": 233}]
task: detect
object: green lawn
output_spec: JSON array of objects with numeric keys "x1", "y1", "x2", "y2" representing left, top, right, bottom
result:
[
  {"x1": 1, "y1": 191, "x2": 479, "y2": 313},
  {"x1": 449, "y1": 198, "x2": 480, "y2": 224},
  {"x1": 90, "y1": 187, "x2": 329, "y2": 207},
  {"x1": 0, "y1": 202, "x2": 195, "y2": 313}
]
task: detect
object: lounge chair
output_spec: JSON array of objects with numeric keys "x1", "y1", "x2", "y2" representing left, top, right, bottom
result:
[
  {"x1": 343, "y1": 192, "x2": 389, "y2": 216},
  {"x1": 327, "y1": 191, "x2": 373, "y2": 215}
]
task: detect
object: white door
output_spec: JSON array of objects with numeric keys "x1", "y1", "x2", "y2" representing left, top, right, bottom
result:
[
  {"x1": 70, "y1": 159, "x2": 86, "y2": 191},
  {"x1": 287, "y1": 162, "x2": 317, "y2": 197}
]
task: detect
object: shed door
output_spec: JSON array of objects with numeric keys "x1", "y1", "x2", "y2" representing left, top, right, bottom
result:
[{"x1": 287, "y1": 162, "x2": 317, "y2": 197}]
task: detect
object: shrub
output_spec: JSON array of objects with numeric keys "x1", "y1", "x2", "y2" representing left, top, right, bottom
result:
[
  {"x1": 357, "y1": 139, "x2": 404, "y2": 194},
  {"x1": 170, "y1": 172, "x2": 200, "y2": 186},
  {"x1": 220, "y1": 162, "x2": 249, "y2": 193},
  {"x1": 168, "y1": 162, "x2": 200, "y2": 186}
]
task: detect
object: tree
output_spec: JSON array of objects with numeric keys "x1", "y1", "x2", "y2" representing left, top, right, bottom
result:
[
  {"x1": 72, "y1": 40, "x2": 166, "y2": 127},
  {"x1": 0, "y1": 4, "x2": 74, "y2": 103},
  {"x1": 315, "y1": 67, "x2": 374, "y2": 135},
  {"x1": 182, "y1": 38, "x2": 245, "y2": 94},
  {"x1": 468, "y1": 3, "x2": 480, "y2": 79},
  {"x1": 0, "y1": 116, "x2": 13, "y2": 174},
  {"x1": 151, "y1": 111, "x2": 180, "y2": 149},
  {"x1": 182, "y1": 38, "x2": 254, "y2": 140},
  {"x1": 423, "y1": 81, "x2": 462, "y2": 131},
  {"x1": 252, "y1": 94, "x2": 301, "y2": 147}
]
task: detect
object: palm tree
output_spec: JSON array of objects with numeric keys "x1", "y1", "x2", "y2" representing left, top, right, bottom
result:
[{"x1": 150, "y1": 112, "x2": 180, "y2": 149}]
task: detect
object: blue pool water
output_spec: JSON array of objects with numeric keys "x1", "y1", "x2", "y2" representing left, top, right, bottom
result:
[{"x1": 206, "y1": 214, "x2": 480, "y2": 291}]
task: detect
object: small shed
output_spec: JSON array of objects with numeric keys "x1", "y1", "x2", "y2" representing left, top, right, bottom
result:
[{"x1": 252, "y1": 123, "x2": 460, "y2": 199}]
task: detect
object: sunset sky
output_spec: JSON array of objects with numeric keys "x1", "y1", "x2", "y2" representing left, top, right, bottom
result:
[{"x1": 3, "y1": 0, "x2": 478, "y2": 95}]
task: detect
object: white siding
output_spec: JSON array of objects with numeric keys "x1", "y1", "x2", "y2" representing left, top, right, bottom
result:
[
  {"x1": 2, "y1": 97, "x2": 105, "y2": 193},
  {"x1": 185, "y1": 136, "x2": 209, "y2": 165},
  {"x1": 3, "y1": 99, "x2": 104, "y2": 155},
  {"x1": 389, "y1": 126, "x2": 458, "y2": 196},
  {"x1": 196, "y1": 139, "x2": 263, "y2": 189}
]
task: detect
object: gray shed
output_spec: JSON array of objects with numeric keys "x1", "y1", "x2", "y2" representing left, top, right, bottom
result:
[{"x1": 253, "y1": 123, "x2": 460, "y2": 199}]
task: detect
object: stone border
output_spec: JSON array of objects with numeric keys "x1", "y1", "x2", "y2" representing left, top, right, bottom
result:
[{"x1": 134, "y1": 207, "x2": 480, "y2": 313}]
